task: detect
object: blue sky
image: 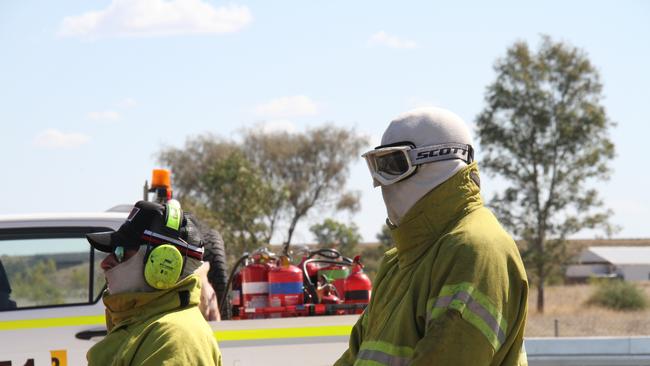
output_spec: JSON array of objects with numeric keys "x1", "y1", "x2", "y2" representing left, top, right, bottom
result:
[{"x1": 0, "y1": 0, "x2": 648, "y2": 244}]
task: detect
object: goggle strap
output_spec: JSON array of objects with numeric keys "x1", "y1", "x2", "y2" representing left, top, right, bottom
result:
[{"x1": 408, "y1": 143, "x2": 473, "y2": 165}]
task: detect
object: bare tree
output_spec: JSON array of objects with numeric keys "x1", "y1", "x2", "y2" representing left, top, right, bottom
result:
[
  {"x1": 243, "y1": 125, "x2": 368, "y2": 253},
  {"x1": 158, "y1": 137, "x2": 282, "y2": 262}
]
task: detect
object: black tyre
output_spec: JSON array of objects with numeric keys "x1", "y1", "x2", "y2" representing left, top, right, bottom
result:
[{"x1": 201, "y1": 229, "x2": 230, "y2": 319}]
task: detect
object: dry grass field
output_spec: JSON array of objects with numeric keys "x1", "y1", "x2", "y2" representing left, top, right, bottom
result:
[{"x1": 525, "y1": 282, "x2": 650, "y2": 337}]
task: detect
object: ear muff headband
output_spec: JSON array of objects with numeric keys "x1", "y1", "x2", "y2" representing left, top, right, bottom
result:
[
  {"x1": 143, "y1": 201, "x2": 186, "y2": 290},
  {"x1": 165, "y1": 200, "x2": 182, "y2": 231}
]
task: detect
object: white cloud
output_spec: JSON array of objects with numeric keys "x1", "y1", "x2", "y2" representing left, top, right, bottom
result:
[
  {"x1": 87, "y1": 110, "x2": 121, "y2": 121},
  {"x1": 369, "y1": 31, "x2": 417, "y2": 49},
  {"x1": 58, "y1": 0, "x2": 252, "y2": 39},
  {"x1": 254, "y1": 95, "x2": 319, "y2": 119},
  {"x1": 33, "y1": 129, "x2": 90, "y2": 149},
  {"x1": 117, "y1": 98, "x2": 137, "y2": 108},
  {"x1": 258, "y1": 120, "x2": 297, "y2": 134}
]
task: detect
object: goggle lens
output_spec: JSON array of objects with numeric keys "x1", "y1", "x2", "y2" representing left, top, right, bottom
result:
[{"x1": 375, "y1": 151, "x2": 410, "y2": 176}]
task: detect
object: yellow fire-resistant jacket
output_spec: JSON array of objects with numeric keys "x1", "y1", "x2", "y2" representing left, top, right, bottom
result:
[
  {"x1": 335, "y1": 163, "x2": 528, "y2": 366},
  {"x1": 87, "y1": 274, "x2": 222, "y2": 366}
]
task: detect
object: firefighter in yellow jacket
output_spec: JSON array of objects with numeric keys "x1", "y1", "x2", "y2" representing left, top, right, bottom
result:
[
  {"x1": 85, "y1": 200, "x2": 222, "y2": 365},
  {"x1": 335, "y1": 107, "x2": 528, "y2": 366}
]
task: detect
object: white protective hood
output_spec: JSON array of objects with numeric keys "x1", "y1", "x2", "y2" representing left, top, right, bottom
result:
[
  {"x1": 104, "y1": 246, "x2": 155, "y2": 295},
  {"x1": 380, "y1": 107, "x2": 474, "y2": 225}
]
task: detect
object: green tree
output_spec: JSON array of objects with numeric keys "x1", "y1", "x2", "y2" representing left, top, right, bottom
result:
[
  {"x1": 70, "y1": 267, "x2": 87, "y2": 288},
  {"x1": 376, "y1": 224, "x2": 394, "y2": 251},
  {"x1": 310, "y1": 218, "x2": 362, "y2": 258},
  {"x1": 158, "y1": 138, "x2": 286, "y2": 262},
  {"x1": 243, "y1": 125, "x2": 368, "y2": 253},
  {"x1": 158, "y1": 135, "x2": 238, "y2": 199},
  {"x1": 158, "y1": 126, "x2": 366, "y2": 260},
  {"x1": 476, "y1": 36, "x2": 617, "y2": 312},
  {"x1": 200, "y1": 150, "x2": 283, "y2": 257},
  {"x1": 12, "y1": 259, "x2": 64, "y2": 305}
]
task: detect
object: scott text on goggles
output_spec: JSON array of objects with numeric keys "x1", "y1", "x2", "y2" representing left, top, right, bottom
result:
[{"x1": 415, "y1": 146, "x2": 469, "y2": 160}]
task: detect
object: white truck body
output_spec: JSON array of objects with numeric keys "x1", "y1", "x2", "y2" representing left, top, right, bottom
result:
[{"x1": 0, "y1": 213, "x2": 354, "y2": 365}]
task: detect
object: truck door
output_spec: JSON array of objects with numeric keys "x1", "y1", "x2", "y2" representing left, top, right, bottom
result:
[{"x1": 0, "y1": 227, "x2": 109, "y2": 365}]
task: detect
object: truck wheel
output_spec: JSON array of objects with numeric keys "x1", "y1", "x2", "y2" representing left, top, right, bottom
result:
[{"x1": 201, "y1": 229, "x2": 230, "y2": 319}]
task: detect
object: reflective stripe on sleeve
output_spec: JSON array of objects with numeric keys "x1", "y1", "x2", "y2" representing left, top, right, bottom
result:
[
  {"x1": 426, "y1": 282, "x2": 507, "y2": 351},
  {"x1": 355, "y1": 340, "x2": 413, "y2": 366}
]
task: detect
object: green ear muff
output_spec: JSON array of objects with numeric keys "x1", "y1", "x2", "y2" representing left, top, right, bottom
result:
[{"x1": 144, "y1": 244, "x2": 184, "y2": 290}]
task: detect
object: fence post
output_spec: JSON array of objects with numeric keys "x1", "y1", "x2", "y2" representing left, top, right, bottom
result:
[{"x1": 554, "y1": 319, "x2": 559, "y2": 337}]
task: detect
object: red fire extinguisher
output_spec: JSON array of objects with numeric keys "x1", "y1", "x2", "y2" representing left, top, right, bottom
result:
[
  {"x1": 317, "y1": 262, "x2": 349, "y2": 300},
  {"x1": 241, "y1": 254, "x2": 272, "y2": 318},
  {"x1": 345, "y1": 256, "x2": 372, "y2": 312},
  {"x1": 318, "y1": 282, "x2": 343, "y2": 304},
  {"x1": 299, "y1": 255, "x2": 321, "y2": 285},
  {"x1": 268, "y1": 256, "x2": 304, "y2": 308},
  {"x1": 229, "y1": 270, "x2": 243, "y2": 318}
]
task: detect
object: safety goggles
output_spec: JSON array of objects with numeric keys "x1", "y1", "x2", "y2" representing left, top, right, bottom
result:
[
  {"x1": 113, "y1": 246, "x2": 126, "y2": 263},
  {"x1": 113, "y1": 246, "x2": 139, "y2": 263},
  {"x1": 362, "y1": 142, "x2": 474, "y2": 187}
]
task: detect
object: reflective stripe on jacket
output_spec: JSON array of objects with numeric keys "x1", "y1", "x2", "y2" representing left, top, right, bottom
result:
[
  {"x1": 335, "y1": 162, "x2": 528, "y2": 366},
  {"x1": 87, "y1": 274, "x2": 222, "y2": 366}
]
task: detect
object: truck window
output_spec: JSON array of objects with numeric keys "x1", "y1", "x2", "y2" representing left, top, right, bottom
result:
[{"x1": 0, "y1": 234, "x2": 105, "y2": 310}]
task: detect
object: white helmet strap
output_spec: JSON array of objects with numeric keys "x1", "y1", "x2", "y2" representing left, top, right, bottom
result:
[{"x1": 408, "y1": 143, "x2": 473, "y2": 166}]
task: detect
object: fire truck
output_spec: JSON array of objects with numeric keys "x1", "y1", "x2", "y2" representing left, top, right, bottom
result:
[{"x1": 0, "y1": 170, "x2": 372, "y2": 365}]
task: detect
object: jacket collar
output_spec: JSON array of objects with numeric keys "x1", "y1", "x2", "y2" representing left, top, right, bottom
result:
[
  {"x1": 102, "y1": 274, "x2": 201, "y2": 332},
  {"x1": 390, "y1": 162, "x2": 483, "y2": 268}
]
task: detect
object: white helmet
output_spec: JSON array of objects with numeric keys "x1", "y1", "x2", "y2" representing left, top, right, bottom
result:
[{"x1": 362, "y1": 107, "x2": 474, "y2": 225}]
